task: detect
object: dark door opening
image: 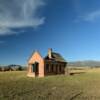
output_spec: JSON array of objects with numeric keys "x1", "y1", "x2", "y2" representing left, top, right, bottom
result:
[{"x1": 32, "y1": 62, "x2": 39, "y2": 76}]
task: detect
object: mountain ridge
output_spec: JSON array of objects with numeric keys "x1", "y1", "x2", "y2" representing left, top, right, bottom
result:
[{"x1": 68, "y1": 60, "x2": 100, "y2": 67}]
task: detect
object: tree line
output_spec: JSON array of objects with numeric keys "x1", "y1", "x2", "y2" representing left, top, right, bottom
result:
[{"x1": 0, "y1": 65, "x2": 27, "y2": 71}]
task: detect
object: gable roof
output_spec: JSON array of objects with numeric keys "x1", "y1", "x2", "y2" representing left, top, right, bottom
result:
[
  {"x1": 44, "y1": 52, "x2": 66, "y2": 63},
  {"x1": 28, "y1": 50, "x2": 43, "y2": 62}
]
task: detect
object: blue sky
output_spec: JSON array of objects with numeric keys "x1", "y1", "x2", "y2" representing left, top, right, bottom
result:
[{"x1": 1, "y1": 0, "x2": 100, "y2": 65}]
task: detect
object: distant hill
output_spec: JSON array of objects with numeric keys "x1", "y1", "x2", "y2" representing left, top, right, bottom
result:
[{"x1": 68, "y1": 60, "x2": 100, "y2": 67}]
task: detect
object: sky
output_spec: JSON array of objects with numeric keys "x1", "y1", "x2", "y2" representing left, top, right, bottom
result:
[{"x1": 1, "y1": 0, "x2": 100, "y2": 65}]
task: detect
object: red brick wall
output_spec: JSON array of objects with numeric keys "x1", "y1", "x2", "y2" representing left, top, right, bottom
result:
[{"x1": 27, "y1": 51, "x2": 44, "y2": 77}]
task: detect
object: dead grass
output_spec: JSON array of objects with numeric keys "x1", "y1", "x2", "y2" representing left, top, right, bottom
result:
[{"x1": 0, "y1": 69, "x2": 100, "y2": 100}]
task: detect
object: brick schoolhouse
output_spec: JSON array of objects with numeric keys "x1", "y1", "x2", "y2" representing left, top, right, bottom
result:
[{"x1": 27, "y1": 48, "x2": 67, "y2": 77}]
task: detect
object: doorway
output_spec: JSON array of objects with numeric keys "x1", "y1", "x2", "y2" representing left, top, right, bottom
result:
[{"x1": 32, "y1": 62, "x2": 39, "y2": 76}]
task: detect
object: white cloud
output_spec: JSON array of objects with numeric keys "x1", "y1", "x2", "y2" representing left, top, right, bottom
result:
[
  {"x1": 0, "y1": 0, "x2": 45, "y2": 35},
  {"x1": 0, "y1": 28, "x2": 16, "y2": 35},
  {"x1": 79, "y1": 10, "x2": 100, "y2": 22}
]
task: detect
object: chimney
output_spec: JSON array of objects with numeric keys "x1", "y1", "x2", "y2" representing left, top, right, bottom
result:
[{"x1": 48, "y1": 48, "x2": 52, "y2": 59}]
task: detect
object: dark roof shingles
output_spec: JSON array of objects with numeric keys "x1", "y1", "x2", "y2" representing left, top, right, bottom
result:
[{"x1": 44, "y1": 52, "x2": 66, "y2": 62}]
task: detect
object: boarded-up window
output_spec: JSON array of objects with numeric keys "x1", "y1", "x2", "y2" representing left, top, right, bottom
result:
[
  {"x1": 56, "y1": 64, "x2": 58, "y2": 73},
  {"x1": 59, "y1": 65, "x2": 62, "y2": 72},
  {"x1": 51, "y1": 64, "x2": 54, "y2": 72},
  {"x1": 46, "y1": 64, "x2": 49, "y2": 72}
]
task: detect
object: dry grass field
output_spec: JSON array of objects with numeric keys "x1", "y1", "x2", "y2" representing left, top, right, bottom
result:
[{"x1": 0, "y1": 68, "x2": 100, "y2": 100}]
